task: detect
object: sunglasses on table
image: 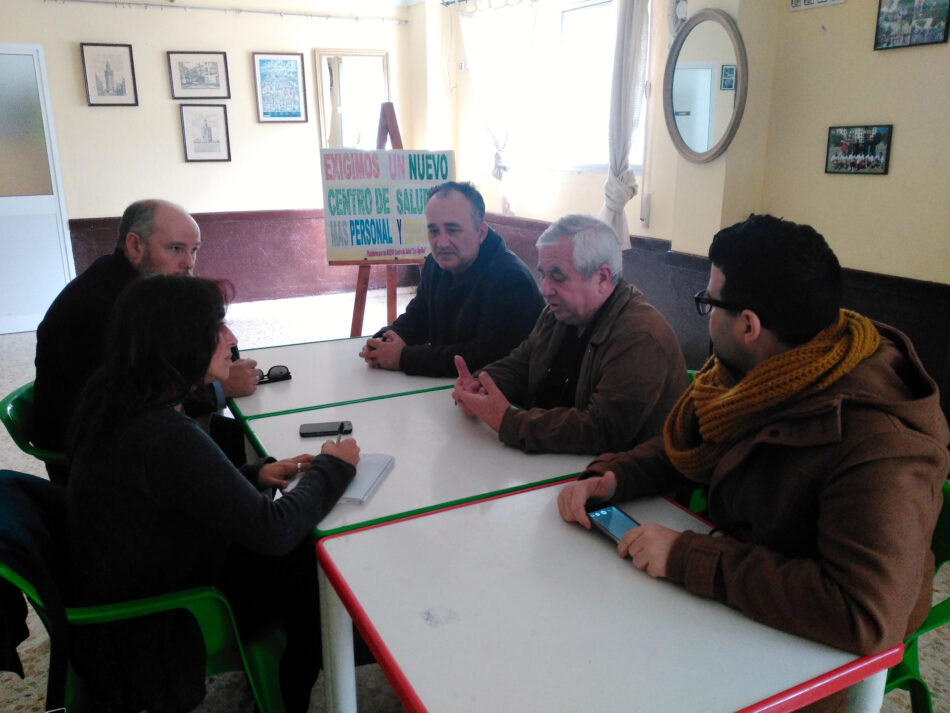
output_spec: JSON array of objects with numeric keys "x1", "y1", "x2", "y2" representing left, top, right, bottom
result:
[{"x1": 255, "y1": 365, "x2": 292, "y2": 384}]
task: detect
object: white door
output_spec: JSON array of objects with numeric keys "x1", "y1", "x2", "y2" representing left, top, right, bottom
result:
[
  {"x1": 0, "y1": 43, "x2": 74, "y2": 334},
  {"x1": 671, "y1": 63, "x2": 716, "y2": 153}
]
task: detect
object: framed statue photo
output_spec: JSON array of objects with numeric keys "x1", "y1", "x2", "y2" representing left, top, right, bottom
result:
[
  {"x1": 80, "y1": 42, "x2": 138, "y2": 106},
  {"x1": 180, "y1": 104, "x2": 231, "y2": 162}
]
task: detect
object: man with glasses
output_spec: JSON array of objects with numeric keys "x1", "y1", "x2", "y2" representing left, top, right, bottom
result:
[
  {"x1": 557, "y1": 214, "x2": 949, "y2": 713},
  {"x1": 33, "y1": 199, "x2": 259, "y2": 481},
  {"x1": 453, "y1": 214, "x2": 687, "y2": 455}
]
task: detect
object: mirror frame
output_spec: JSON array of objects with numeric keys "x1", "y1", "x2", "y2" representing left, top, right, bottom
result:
[
  {"x1": 662, "y1": 9, "x2": 748, "y2": 163},
  {"x1": 313, "y1": 48, "x2": 391, "y2": 149}
]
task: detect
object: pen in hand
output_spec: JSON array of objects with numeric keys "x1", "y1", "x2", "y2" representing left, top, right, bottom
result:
[{"x1": 336, "y1": 422, "x2": 344, "y2": 443}]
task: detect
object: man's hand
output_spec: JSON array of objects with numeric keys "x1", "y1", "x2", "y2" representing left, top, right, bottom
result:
[
  {"x1": 452, "y1": 355, "x2": 486, "y2": 417},
  {"x1": 358, "y1": 330, "x2": 405, "y2": 370},
  {"x1": 258, "y1": 453, "x2": 314, "y2": 489},
  {"x1": 618, "y1": 524, "x2": 679, "y2": 578},
  {"x1": 221, "y1": 358, "x2": 259, "y2": 398},
  {"x1": 557, "y1": 471, "x2": 618, "y2": 528},
  {"x1": 321, "y1": 437, "x2": 360, "y2": 467},
  {"x1": 453, "y1": 371, "x2": 510, "y2": 431}
]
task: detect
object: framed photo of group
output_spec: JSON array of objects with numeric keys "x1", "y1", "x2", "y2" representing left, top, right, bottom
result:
[
  {"x1": 825, "y1": 124, "x2": 893, "y2": 175},
  {"x1": 874, "y1": 0, "x2": 949, "y2": 50}
]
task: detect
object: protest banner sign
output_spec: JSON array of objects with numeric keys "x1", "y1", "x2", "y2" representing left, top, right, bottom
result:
[{"x1": 322, "y1": 148, "x2": 456, "y2": 263}]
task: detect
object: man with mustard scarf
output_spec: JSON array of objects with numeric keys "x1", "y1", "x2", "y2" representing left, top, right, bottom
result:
[{"x1": 558, "y1": 215, "x2": 949, "y2": 713}]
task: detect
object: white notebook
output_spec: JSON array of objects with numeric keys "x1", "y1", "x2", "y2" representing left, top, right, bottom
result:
[
  {"x1": 279, "y1": 453, "x2": 394, "y2": 505},
  {"x1": 340, "y1": 453, "x2": 395, "y2": 504}
]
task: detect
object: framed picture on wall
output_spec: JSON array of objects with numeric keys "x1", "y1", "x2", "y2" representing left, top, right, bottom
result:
[
  {"x1": 825, "y1": 124, "x2": 892, "y2": 175},
  {"x1": 180, "y1": 104, "x2": 231, "y2": 162},
  {"x1": 80, "y1": 43, "x2": 138, "y2": 106},
  {"x1": 167, "y1": 51, "x2": 230, "y2": 99},
  {"x1": 720, "y1": 65, "x2": 737, "y2": 90},
  {"x1": 874, "y1": 0, "x2": 949, "y2": 50},
  {"x1": 253, "y1": 52, "x2": 308, "y2": 122}
]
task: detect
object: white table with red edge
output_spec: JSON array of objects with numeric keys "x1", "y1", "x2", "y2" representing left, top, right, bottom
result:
[{"x1": 317, "y1": 483, "x2": 902, "y2": 713}]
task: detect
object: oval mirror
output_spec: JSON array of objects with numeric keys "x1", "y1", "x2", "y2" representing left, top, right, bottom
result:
[{"x1": 662, "y1": 9, "x2": 748, "y2": 163}]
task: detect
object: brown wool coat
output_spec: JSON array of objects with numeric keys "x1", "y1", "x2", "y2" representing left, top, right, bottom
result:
[
  {"x1": 483, "y1": 280, "x2": 688, "y2": 455},
  {"x1": 583, "y1": 323, "x2": 950, "y2": 713}
]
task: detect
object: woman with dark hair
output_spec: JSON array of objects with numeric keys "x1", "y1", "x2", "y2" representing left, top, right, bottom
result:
[{"x1": 66, "y1": 275, "x2": 359, "y2": 713}]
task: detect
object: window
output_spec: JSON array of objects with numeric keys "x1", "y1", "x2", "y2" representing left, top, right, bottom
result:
[{"x1": 511, "y1": 0, "x2": 650, "y2": 173}]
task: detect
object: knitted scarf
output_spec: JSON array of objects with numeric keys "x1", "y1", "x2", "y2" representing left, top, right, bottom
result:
[{"x1": 664, "y1": 309, "x2": 880, "y2": 482}]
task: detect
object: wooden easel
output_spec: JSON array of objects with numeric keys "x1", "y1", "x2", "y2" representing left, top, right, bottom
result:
[{"x1": 339, "y1": 102, "x2": 423, "y2": 337}]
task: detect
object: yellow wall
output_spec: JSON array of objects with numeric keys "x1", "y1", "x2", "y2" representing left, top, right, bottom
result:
[
  {"x1": 762, "y1": 0, "x2": 950, "y2": 284},
  {"x1": 446, "y1": 0, "x2": 949, "y2": 285},
  {"x1": 5, "y1": 0, "x2": 948, "y2": 284},
  {"x1": 4, "y1": 0, "x2": 409, "y2": 217}
]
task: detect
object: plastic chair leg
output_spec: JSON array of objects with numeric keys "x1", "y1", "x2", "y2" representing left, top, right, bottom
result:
[{"x1": 243, "y1": 627, "x2": 287, "y2": 713}]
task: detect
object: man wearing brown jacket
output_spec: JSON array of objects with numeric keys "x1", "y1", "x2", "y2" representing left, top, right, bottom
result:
[
  {"x1": 453, "y1": 214, "x2": 687, "y2": 455},
  {"x1": 558, "y1": 214, "x2": 950, "y2": 713}
]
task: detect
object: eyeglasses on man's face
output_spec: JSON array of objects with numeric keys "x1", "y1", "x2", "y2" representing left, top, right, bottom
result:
[
  {"x1": 693, "y1": 290, "x2": 745, "y2": 316},
  {"x1": 255, "y1": 365, "x2": 291, "y2": 384}
]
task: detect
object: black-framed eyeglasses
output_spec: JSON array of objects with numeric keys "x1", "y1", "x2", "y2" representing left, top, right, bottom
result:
[
  {"x1": 693, "y1": 290, "x2": 745, "y2": 316},
  {"x1": 255, "y1": 365, "x2": 292, "y2": 384}
]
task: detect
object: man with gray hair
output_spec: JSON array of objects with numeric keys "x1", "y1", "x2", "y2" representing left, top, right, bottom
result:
[{"x1": 453, "y1": 214, "x2": 687, "y2": 454}]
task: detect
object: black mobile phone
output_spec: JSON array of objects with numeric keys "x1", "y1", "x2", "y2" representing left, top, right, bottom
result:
[
  {"x1": 299, "y1": 420, "x2": 353, "y2": 438},
  {"x1": 588, "y1": 506, "x2": 639, "y2": 543}
]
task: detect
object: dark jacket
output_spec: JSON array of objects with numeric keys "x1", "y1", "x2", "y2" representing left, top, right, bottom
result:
[
  {"x1": 378, "y1": 228, "x2": 544, "y2": 376},
  {"x1": 583, "y1": 324, "x2": 950, "y2": 713},
  {"x1": 484, "y1": 281, "x2": 688, "y2": 454},
  {"x1": 33, "y1": 251, "x2": 228, "y2": 482},
  {"x1": 66, "y1": 408, "x2": 355, "y2": 713},
  {"x1": 0, "y1": 471, "x2": 68, "y2": 710},
  {"x1": 33, "y1": 250, "x2": 138, "y2": 457}
]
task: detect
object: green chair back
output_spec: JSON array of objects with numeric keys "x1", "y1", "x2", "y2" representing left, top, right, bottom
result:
[
  {"x1": 0, "y1": 562, "x2": 286, "y2": 713},
  {"x1": 0, "y1": 382, "x2": 67, "y2": 465},
  {"x1": 884, "y1": 479, "x2": 950, "y2": 713},
  {"x1": 0, "y1": 468, "x2": 286, "y2": 713}
]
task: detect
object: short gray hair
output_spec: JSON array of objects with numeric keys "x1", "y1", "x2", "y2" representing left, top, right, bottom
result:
[
  {"x1": 536, "y1": 215, "x2": 622, "y2": 285},
  {"x1": 117, "y1": 199, "x2": 160, "y2": 251}
]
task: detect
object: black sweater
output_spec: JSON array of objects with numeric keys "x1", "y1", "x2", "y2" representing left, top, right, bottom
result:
[
  {"x1": 377, "y1": 228, "x2": 544, "y2": 376},
  {"x1": 66, "y1": 407, "x2": 354, "y2": 712}
]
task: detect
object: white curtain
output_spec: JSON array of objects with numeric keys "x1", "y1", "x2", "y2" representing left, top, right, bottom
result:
[
  {"x1": 457, "y1": 1, "x2": 540, "y2": 213},
  {"x1": 598, "y1": 0, "x2": 650, "y2": 246}
]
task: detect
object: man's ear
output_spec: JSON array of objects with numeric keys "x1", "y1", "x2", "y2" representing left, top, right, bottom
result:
[
  {"x1": 596, "y1": 265, "x2": 613, "y2": 290},
  {"x1": 476, "y1": 221, "x2": 489, "y2": 244},
  {"x1": 124, "y1": 232, "x2": 146, "y2": 266},
  {"x1": 736, "y1": 309, "x2": 764, "y2": 345}
]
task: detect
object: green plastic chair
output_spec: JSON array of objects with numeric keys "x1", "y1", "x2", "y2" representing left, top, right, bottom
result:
[
  {"x1": 684, "y1": 370, "x2": 707, "y2": 512},
  {"x1": 0, "y1": 561, "x2": 287, "y2": 713},
  {"x1": 0, "y1": 468, "x2": 287, "y2": 713},
  {"x1": 884, "y1": 479, "x2": 950, "y2": 713},
  {"x1": 0, "y1": 381, "x2": 67, "y2": 465}
]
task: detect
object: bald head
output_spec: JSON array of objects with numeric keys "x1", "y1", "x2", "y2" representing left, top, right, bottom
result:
[{"x1": 119, "y1": 199, "x2": 201, "y2": 276}]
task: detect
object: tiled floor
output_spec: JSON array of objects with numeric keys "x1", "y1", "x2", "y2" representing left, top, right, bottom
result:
[{"x1": 1, "y1": 285, "x2": 947, "y2": 713}]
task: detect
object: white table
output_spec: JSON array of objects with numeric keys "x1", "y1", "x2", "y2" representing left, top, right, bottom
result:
[
  {"x1": 229, "y1": 338, "x2": 453, "y2": 419},
  {"x1": 244, "y1": 388, "x2": 593, "y2": 537},
  {"x1": 317, "y1": 484, "x2": 902, "y2": 713}
]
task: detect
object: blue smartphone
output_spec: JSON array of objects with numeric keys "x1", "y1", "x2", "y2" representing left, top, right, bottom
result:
[{"x1": 588, "y1": 506, "x2": 639, "y2": 543}]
